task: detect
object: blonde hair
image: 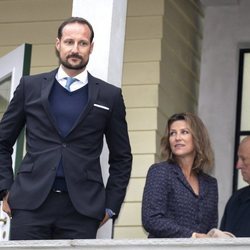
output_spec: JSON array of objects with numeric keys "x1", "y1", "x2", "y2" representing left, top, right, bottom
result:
[{"x1": 160, "y1": 112, "x2": 214, "y2": 173}]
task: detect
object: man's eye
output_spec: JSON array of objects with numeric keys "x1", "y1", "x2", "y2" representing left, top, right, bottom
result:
[
  {"x1": 79, "y1": 41, "x2": 88, "y2": 46},
  {"x1": 65, "y1": 40, "x2": 73, "y2": 45}
]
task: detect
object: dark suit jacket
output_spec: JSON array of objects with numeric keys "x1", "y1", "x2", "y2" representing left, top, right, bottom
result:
[
  {"x1": 142, "y1": 162, "x2": 218, "y2": 238},
  {"x1": 220, "y1": 185, "x2": 250, "y2": 237},
  {"x1": 0, "y1": 69, "x2": 132, "y2": 220}
]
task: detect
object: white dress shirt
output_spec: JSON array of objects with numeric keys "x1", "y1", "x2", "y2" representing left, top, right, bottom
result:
[{"x1": 56, "y1": 65, "x2": 88, "y2": 92}]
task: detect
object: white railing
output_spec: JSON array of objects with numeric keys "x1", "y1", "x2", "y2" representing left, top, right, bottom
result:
[{"x1": 0, "y1": 238, "x2": 250, "y2": 250}]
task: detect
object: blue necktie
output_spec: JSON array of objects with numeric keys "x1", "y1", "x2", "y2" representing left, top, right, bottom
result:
[{"x1": 65, "y1": 77, "x2": 77, "y2": 91}]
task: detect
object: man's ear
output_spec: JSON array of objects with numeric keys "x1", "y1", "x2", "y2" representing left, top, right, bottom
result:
[
  {"x1": 90, "y1": 42, "x2": 94, "y2": 54},
  {"x1": 55, "y1": 38, "x2": 60, "y2": 50}
]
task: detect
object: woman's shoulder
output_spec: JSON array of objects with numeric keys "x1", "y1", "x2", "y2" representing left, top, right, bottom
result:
[
  {"x1": 145, "y1": 162, "x2": 176, "y2": 189},
  {"x1": 200, "y1": 172, "x2": 217, "y2": 185},
  {"x1": 148, "y1": 161, "x2": 176, "y2": 175}
]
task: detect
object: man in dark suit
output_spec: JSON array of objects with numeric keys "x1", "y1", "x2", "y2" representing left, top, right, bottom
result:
[
  {"x1": 0, "y1": 17, "x2": 132, "y2": 240},
  {"x1": 220, "y1": 136, "x2": 250, "y2": 237}
]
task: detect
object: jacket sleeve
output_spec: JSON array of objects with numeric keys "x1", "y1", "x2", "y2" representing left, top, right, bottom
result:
[
  {"x1": 220, "y1": 194, "x2": 232, "y2": 231},
  {"x1": 104, "y1": 88, "x2": 132, "y2": 217},
  {"x1": 0, "y1": 77, "x2": 26, "y2": 194},
  {"x1": 220, "y1": 207, "x2": 227, "y2": 231},
  {"x1": 210, "y1": 178, "x2": 219, "y2": 229}
]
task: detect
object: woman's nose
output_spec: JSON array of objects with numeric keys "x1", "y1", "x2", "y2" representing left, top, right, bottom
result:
[{"x1": 175, "y1": 133, "x2": 181, "y2": 140}]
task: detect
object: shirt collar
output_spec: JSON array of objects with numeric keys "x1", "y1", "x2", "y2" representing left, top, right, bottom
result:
[{"x1": 56, "y1": 65, "x2": 88, "y2": 85}]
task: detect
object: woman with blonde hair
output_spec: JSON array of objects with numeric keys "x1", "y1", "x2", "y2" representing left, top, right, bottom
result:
[{"x1": 142, "y1": 112, "x2": 218, "y2": 238}]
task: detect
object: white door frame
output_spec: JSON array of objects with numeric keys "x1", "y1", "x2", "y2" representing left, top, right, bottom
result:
[{"x1": 0, "y1": 44, "x2": 32, "y2": 240}]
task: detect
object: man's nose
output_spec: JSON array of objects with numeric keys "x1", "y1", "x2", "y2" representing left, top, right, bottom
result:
[
  {"x1": 71, "y1": 43, "x2": 79, "y2": 52},
  {"x1": 236, "y1": 159, "x2": 243, "y2": 169}
]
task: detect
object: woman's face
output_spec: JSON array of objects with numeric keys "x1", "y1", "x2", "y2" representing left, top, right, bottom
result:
[{"x1": 169, "y1": 120, "x2": 195, "y2": 159}]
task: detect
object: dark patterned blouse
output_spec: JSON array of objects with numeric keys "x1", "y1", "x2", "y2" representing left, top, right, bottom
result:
[{"x1": 142, "y1": 162, "x2": 218, "y2": 238}]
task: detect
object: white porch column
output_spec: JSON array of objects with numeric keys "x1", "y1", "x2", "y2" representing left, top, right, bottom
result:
[{"x1": 72, "y1": 0, "x2": 128, "y2": 239}]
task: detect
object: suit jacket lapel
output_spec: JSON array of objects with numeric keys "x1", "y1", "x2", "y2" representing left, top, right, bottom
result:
[
  {"x1": 175, "y1": 166, "x2": 195, "y2": 194},
  {"x1": 175, "y1": 164, "x2": 201, "y2": 197},
  {"x1": 198, "y1": 174, "x2": 209, "y2": 198},
  {"x1": 40, "y1": 69, "x2": 61, "y2": 134},
  {"x1": 174, "y1": 163, "x2": 210, "y2": 198},
  {"x1": 66, "y1": 72, "x2": 100, "y2": 136},
  {"x1": 40, "y1": 70, "x2": 100, "y2": 137}
]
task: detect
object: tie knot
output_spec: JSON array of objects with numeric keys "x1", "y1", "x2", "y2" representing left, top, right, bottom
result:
[{"x1": 65, "y1": 77, "x2": 77, "y2": 91}]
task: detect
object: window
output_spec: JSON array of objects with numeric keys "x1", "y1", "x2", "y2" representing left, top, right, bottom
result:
[{"x1": 234, "y1": 49, "x2": 250, "y2": 191}]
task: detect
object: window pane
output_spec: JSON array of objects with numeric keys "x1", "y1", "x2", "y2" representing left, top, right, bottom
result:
[
  {"x1": 0, "y1": 75, "x2": 11, "y2": 120},
  {"x1": 241, "y1": 54, "x2": 250, "y2": 130}
]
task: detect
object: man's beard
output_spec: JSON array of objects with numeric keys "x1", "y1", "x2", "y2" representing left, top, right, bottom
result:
[{"x1": 57, "y1": 51, "x2": 88, "y2": 70}]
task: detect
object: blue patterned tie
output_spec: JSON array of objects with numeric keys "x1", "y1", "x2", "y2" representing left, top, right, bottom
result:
[{"x1": 65, "y1": 77, "x2": 77, "y2": 91}]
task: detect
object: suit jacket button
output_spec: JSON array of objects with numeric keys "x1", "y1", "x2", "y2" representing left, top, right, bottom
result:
[{"x1": 62, "y1": 143, "x2": 67, "y2": 147}]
